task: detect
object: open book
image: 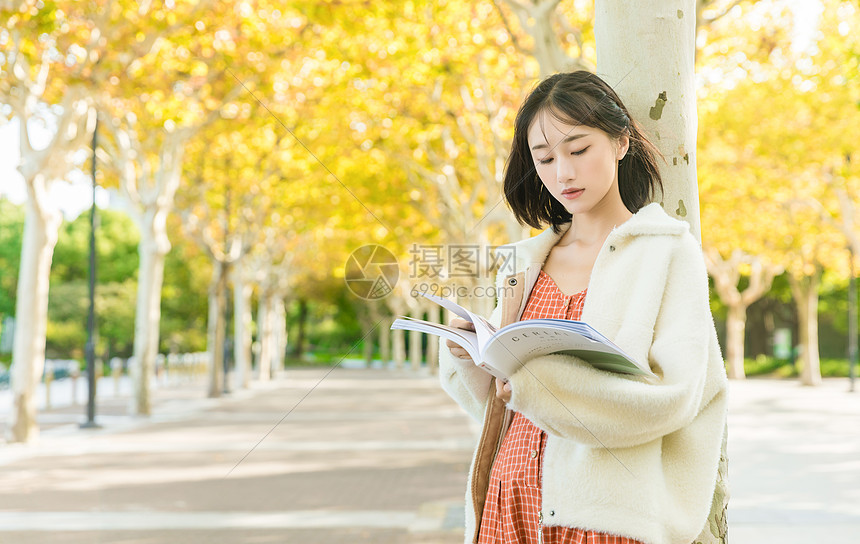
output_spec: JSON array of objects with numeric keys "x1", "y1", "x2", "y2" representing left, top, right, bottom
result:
[{"x1": 391, "y1": 293, "x2": 656, "y2": 381}]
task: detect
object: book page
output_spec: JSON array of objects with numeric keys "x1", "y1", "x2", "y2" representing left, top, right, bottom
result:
[
  {"x1": 420, "y1": 293, "x2": 496, "y2": 351},
  {"x1": 480, "y1": 322, "x2": 655, "y2": 379},
  {"x1": 391, "y1": 317, "x2": 481, "y2": 362},
  {"x1": 421, "y1": 293, "x2": 472, "y2": 321}
]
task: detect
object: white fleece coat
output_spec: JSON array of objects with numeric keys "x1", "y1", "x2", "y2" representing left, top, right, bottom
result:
[{"x1": 439, "y1": 203, "x2": 728, "y2": 544}]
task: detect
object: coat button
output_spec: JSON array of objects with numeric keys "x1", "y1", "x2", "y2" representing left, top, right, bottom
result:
[
  {"x1": 530, "y1": 450, "x2": 538, "y2": 458},
  {"x1": 550, "y1": 510, "x2": 555, "y2": 516},
  {"x1": 609, "y1": 245, "x2": 615, "y2": 252},
  {"x1": 507, "y1": 277, "x2": 518, "y2": 286}
]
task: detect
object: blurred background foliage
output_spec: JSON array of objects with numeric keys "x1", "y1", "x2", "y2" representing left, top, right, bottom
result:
[{"x1": 0, "y1": 0, "x2": 858, "y2": 381}]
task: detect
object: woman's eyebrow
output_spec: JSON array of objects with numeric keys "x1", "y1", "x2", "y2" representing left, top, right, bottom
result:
[{"x1": 531, "y1": 133, "x2": 587, "y2": 151}]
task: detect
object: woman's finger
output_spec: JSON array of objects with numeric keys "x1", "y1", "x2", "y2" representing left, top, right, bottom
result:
[{"x1": 450, "y1": 318, "x2": 476, "y2": 331}]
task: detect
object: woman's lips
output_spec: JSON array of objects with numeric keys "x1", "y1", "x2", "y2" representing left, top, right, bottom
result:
[{"x1": 561, "y1": 188, "x2": 584, "y2": 199}]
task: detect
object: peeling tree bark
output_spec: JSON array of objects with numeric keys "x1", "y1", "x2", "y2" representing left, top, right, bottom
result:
[{"x1": 595, "y1": 0, "x2": 701, "y2": 239}]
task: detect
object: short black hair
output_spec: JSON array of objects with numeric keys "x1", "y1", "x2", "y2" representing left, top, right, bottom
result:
[{"x1": 503, "y1": 71, "x2": 664, "y2": 233}]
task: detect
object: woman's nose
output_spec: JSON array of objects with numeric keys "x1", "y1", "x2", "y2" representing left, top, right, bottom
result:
[{"x1": 557, "y1": 157, "x2": 575, "y2": 182}]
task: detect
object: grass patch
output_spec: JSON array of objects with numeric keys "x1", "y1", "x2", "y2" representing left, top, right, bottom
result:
[
  {"x1": 742, "y1": 355, "x2": 857, "y2": 378},
  {"x1": 743, "y1": 355, "x2": 787, "y2": 376}
]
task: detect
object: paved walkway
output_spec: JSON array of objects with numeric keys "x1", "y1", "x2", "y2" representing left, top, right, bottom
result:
[
  {"x1": 726, "y1": 377, "x2": 860, "y2": 542},
  {"x1": 0, "y1": 368, "x2": 858, "y2": 543}
]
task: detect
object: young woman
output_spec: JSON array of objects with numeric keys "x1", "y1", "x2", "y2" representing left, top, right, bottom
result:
[{"x1": 439, "y1": 71, "x2": 728, "y2": 544}]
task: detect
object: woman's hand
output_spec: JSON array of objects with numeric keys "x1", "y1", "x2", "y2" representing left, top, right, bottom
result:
[
  {"x1": 495, "y1": 378, "x2": 512, "y2": 403},
  {"x1": 445, "y1": 318, "x2": 476, "y2": 362}
]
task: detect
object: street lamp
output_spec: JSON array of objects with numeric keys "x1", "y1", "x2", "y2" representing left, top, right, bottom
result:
[{"x1": 81, "y1": 117, "x2": 100, "y2": 429}]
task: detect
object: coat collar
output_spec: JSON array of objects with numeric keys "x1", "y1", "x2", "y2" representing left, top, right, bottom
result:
[{"x1": 505, "y1": 203, "x2": 689, "y2": 267}]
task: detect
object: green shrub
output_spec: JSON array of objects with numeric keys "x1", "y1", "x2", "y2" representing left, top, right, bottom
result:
[
  {"x1": 742, "y1": 354, "x2": 787, "y2": 376},
  {"x1": 741, "y1": 355, "x2": 856, "y2": 378},
  {"x1": 820, "y1": 358, "x2": 854, "y2": 378}
]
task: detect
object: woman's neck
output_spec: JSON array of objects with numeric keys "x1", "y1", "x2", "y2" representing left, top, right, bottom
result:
[{"x1": 560, "y1": 204, "x2": 633, "y2": 248}]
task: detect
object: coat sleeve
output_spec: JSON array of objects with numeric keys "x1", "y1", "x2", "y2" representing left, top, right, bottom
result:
[
  {"x1": 438, "y1": 301, "x2": 499, "y2": 422},
  {"x1": 506, "y1": 234, "x2": 720, "y2": 449}
]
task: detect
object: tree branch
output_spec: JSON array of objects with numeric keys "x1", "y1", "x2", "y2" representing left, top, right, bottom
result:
[{"x1": 492, "y1": 0, "x2": 531, "y2": 56}]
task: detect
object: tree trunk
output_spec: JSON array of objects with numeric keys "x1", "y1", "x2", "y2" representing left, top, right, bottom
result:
[
  {"x1": 233, "y1": 270, "x2": 252, "y2": 389},
  {"x1": 363, "y1": 303, "x2": 381, "y2": 366},
  {"x1": 789, "y1": 272, "x2": 822, "y2": 386},
  {"x1": 207, "y1": 262, "x2": 228, "y2": 397},
  {"x1": 595, "y1": 0, "x2": 701, "y2": 239},
  {"x1": 8, "y1": 193, "x2": 61, "y2": 443},
  {"x1": 379, "y1": 318, "x2": 391, "y2": 366},
  {"x1": 392, "y1": 328, "x2": 406, "y2": 369},
  {"x1": 256, "y1": 293, "x2": 283, "y2": 380},
  {"x1": 725, "y1": 304, "x2": 746, "y2": 379},
  {"x1": 596, "y1": 4, "x2": 727, "y2": 542},
  {"x1": 426, "y1": 304, "x2": 440, "y2": 374},
  {"x1": 362, "y1": 313, "x2": 375, "y2": 366},
  {"x1": 272, "y1": 297, "x2": 287, "y2": 377},
  {"x1": 117, "y1": 128, "x2": 189, "y2": 415},
  {"x1": 500, "y1": 0, "x2": 592, "y2": 77},
  {"x1": 705, "y1": 248, "x2": 782, "y2": 379},
  {"x1": 132, "y1": 213, "x2": 170, "y2": 414},
  {"x1": 7, "y1": 87, "x2": 92, "y2": 441},
  {"x1": 409, "y1": 314, "x2": 423, "y2": 371},
  {"x1": 291, "y1": 298, "x2": 308, "y2": 359},
  {"x1": 257, "y1": 292, "x2": 278, "y2": 381},
  {"x1": 257, "y1": 292, "x2": 272, "y2": 381}
]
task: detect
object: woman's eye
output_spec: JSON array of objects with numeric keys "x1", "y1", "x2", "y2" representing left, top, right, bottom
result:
[
  {"x1": 537, "y1": 157, "x2": 553, "y2": 165},
  {"x1": 571, "y1": 146, "x2": 589, "y2": 156}
]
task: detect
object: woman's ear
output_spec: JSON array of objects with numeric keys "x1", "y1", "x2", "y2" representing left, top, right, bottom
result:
[{"x1": 616, "y1": 132, "x2": 630, "y2": 161}]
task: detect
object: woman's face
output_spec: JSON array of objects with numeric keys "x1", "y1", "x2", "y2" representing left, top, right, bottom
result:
[{"x1": 527, "y1": 110, "x2": 628, "y2": 217}]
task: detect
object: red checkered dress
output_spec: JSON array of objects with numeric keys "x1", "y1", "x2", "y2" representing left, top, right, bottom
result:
[{"x1": 477, "y1": 270, "x2": 644, "y2": 544}]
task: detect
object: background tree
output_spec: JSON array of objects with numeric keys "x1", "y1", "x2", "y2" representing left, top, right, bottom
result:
[
  {"x1": 2, "y1": 2, "x2": 96, "y2": 442},
  {"x1": 696, "y1": 1, "x2": 794, "y2": 376},
  {"x1": 704, "y1": 248, "x2": 782, "y2": 378},
  {"x1": 698, "y1": 0, "x2": 860, "y2": 385},
  {"x1": 96, "y1": 0, "x2": 299, "y2": 412}
]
